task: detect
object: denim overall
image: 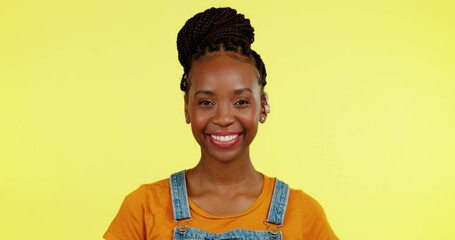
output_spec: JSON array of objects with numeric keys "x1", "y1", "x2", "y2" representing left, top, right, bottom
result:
[{"x1": 170, "y1": 171, "x2": 290, "y2": 240}]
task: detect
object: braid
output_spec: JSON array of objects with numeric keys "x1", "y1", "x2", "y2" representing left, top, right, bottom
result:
[{"x1": 177, "y1": 7, "x2": 267, "y2": 92}]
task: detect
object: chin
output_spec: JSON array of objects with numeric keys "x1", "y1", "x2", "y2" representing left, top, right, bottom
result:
[{"x1": 204, "y1": 147, "x2": 250, "y2": 163}]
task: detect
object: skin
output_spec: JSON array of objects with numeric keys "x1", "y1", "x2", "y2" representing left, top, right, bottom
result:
[{"x1": 184, "y1": 51, "x2": 268, "y2": 216}]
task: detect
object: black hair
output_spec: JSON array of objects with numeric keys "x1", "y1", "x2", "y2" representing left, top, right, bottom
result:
[{"x1": 177, "y1": 7, "x2": 267, "y2": 93}]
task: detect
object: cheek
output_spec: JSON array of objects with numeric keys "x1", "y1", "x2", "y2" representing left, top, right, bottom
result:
[
  {"x1": 190, "y1": 117, "x2": 207, "y2": 146},
  {"x1": 189, "y1": 109, "x2": 210, "y2": 131},
  {"x1": 238, "y1": 109, "x2": 260, "y2": 127}
]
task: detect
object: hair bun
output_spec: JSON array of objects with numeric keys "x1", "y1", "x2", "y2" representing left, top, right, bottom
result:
[{"x1": 177, "y1": 7, "x2": 255, "y2": 69}]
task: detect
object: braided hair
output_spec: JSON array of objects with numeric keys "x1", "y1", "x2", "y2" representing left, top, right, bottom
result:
[{"x1": 177, "y1": 7, "x2": 267, "y2": 94}]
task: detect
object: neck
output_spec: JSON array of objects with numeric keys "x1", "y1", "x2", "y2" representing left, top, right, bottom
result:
[
  {"x1": 188, "y1": 150, "x2": 260, "y2": 186},
  {"x1": 185, "y1": 150, "x2": 264, "y2": 216}
]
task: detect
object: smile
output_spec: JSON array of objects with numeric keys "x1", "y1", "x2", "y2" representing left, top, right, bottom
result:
[
  {"x1": 210, "y1": 134, "x2": 239, "y2": 142},
  {"x1": 208, "y1": 133, "x2": 242, "y2": 148}
]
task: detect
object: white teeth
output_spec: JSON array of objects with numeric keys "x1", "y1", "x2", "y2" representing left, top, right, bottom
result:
[{"x1": 211, "y1": 134, "x2": 238, "y2": 142}]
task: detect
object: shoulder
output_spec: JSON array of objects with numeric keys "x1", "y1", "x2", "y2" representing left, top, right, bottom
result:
[
  {"x1": 122, "y1": 178, "x2": 170, "y2": 200},
  {"x1": 268, "y1": 178, "x2": 331, "y2": 225},
  {"x1": 140, "y1": 178, "x2": 171, "y2": 198},
  {"x1": 288, "y1": 188, "x2": 325, "y2": 217},
  {"x1": 286, "y1": 188, "x2": 339, "y2": 240},
  {"x1": 104, "y1": 178, "x2": 173, "y2": 240},
  {"x1": 122, "y1": 178, "x2": 171, "y2": 212},
  {"x1": 269, "y1": 178, "x2": 325, "y2": 218},
  {"x1": 106, "y1": 178, "x2": 172, "y2": 225}
]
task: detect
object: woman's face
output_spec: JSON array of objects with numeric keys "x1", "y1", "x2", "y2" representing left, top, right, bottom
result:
[{"x1": 185, "y1": 52, "x2": 265, "y2": 163}]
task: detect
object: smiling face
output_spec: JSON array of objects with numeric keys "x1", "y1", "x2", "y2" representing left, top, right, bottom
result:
[{"x1": 185, "y1": 51, "x2": 266, "y2": 163}]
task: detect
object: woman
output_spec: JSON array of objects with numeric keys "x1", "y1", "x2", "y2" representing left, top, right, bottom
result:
[{"x1": 104, "y1": 7, "x2": 338, "y2": 240}]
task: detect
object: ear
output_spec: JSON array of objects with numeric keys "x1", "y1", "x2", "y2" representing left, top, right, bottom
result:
[
  {"x1": 260, "y1": 92, "x2": 270, "y2": 124},
  {"x1": 184, "y1": 95, "x2": 190, "y2": 124}
]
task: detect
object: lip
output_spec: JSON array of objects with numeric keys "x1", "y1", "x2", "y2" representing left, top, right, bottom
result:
[{"x1": 207, "y1": 132, "x2": 243, "y2": 148}]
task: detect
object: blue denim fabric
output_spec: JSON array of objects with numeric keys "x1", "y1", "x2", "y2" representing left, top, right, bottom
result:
[
  {"x1": 173, "y1": 227, "x2": 280, "y2": 240},
  {"x1": 170, "y1": 171, "x2": 290, "y2": 240},
  {"x1": 170, "y1": 171, "x2": 192, "y2": 220},
  {"x1": 266, "y1": 179, "x2": 290, "y2": 226}
]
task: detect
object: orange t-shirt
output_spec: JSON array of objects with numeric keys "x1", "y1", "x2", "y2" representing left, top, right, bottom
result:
[{"x1": 104, "y1": 175, "x2": 338, "y2": 240}]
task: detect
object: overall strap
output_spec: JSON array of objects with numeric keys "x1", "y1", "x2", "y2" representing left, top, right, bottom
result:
[
  {"x1": 170, "y1": 170, "x2": 192, "y2": 220},
  {"x1": 265, "y1": 179, "x2": 290, "y2": 226}
]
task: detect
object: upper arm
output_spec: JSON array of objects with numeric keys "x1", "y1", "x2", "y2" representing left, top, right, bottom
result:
[
  {"x1": 103, "y1": 185, "x2": 152, "y2": 240},
  {"x1": 298, "y1": 190, "x2": 339, "y2": 240}
]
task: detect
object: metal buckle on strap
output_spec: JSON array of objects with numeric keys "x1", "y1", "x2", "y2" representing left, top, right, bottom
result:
[
  {"x1": 175, "y1": 219, "x2": 192, "y2": 234},
  {"x1": 264, "y1": 221, "x2": 282, "y2": 238}
]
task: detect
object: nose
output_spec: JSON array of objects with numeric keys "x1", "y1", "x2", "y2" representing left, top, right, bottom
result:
[{"x1": 212, "y1": 103, "x2": 235, "y2": 127}]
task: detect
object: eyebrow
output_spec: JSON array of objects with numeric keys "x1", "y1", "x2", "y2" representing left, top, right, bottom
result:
[
  {"x1": 234, "y1": 88, "x2": 254, "y2": 95},
  {"x1": 194, "y1": 88, "x2": 254, "y2": 97},
  {"x1": 194, "y1": 90, "x2": 214, "y2": 97}
]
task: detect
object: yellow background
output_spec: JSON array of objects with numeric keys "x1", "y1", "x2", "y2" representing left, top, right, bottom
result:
[{"x1": 1, "y1": 0, "x2": 454, "y2": 239}]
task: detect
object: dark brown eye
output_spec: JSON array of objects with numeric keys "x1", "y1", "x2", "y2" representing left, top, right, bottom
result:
[
  {"x1": 235, "y1": 99, "x2": 249, "y2": 106},
  {"x1": 199, "y1": 100, "x2": 213, "y2": 106}
]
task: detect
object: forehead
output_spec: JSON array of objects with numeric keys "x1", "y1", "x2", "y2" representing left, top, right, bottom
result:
[{"x1": 189, "y1": 52, "x2": 260, "y2": 93}]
